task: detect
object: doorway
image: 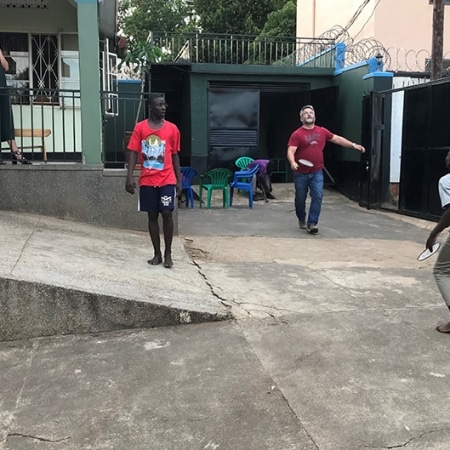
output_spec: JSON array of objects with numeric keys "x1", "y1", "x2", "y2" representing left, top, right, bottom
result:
[{"x1": 207, "y1": 83, "x2": 338, "y2": 182}]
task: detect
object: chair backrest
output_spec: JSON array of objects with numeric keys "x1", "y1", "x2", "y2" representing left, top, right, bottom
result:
[
  {"x1": 181, "y1": 167, "x2": 197, "y2": 188},
  {"x1": 232, "y1": 164, "x2": 259, "y2": 183},
  {"x1": 203, "y1": 168, "x2": 233, "y2": 186},
  {"x1": 235, "y1": 156, "x2": 254, "y2": 170}
]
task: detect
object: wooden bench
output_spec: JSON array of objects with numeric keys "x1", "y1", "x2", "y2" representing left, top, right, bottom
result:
[{"x1": 1, "y1": 128, "x2": 51, "y2": 161}]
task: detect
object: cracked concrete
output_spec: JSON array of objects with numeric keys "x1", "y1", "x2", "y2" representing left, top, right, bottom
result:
[
  {"x1": 177, "y1": 185, "x2": 450, "y2": 449},
  {"x1": 2, "y1": 185, "x2": 450, "y2": 449},
  {"x1": 7, "y1": 434, "x2": 71, "y2": 443}
]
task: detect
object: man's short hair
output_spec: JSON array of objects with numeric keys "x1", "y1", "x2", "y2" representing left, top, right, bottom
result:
[
  {"x1": 147, "y1": 92, "x2": 165, "y2": 107},
  {"x1": 300, "y1": 105, "x2": 314, "y2": 115}
]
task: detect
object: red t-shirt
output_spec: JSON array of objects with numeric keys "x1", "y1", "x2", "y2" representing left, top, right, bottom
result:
[
  {"x1": 127, "y1": 119, "x2": 180, "y2": 187},
  {"x1": 287, "y1": 125, "x2": 334, "y2": 173}
]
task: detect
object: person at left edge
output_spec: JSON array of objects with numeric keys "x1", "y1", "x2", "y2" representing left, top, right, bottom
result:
[
  {"x1": 0, "y1": 45, "x2": 30, "y2": 164},
  {"x1": 125, "y1": 93, "x2": 182, "y2": 269}
]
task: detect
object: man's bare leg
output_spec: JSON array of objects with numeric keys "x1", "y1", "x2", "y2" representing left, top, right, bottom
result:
[
  {"x1": 161, "y1": 210, "x2": 173, "y2": 268},
  {"x1": 147, "y1": 212, "x2": 162, "y2": 265}
]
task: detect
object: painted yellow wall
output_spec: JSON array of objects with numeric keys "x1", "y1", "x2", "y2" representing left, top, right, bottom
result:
[
  {"x1": 297, "y1": 0, "x2": 376, "y2": 39},
  {"x1": 297, "y1": 0, "x2": 450, "y2": 55},
  {"x1": 0, "y1": 0, "x2": 77, "y2": 33},
  {"x1": 12, "y1": 105, "x2": 82, "y2": 154}
]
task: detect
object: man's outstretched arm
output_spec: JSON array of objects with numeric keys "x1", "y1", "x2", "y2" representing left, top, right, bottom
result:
[{"x1": 330, "y1": 134, "x2": 365, "y2": 153}]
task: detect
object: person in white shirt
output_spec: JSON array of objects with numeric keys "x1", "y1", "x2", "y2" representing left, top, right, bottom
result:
[{"x1": 426, "y1": 150, "x2": 450, "y2": 333}]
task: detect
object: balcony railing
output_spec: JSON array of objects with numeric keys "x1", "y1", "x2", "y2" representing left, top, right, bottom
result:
[
  {"x1": 0, "y1": 87, "x2": 81, "y2": 162},
  {"x1": 150, "y1": 32, "x2": 337, "y2": 68}
]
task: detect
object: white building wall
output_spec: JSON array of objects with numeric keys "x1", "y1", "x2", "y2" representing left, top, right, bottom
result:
[
  {"x1": 390, "y1": 90, "x2": 404, "y2": 183},
  {"x1": 389, "y1": 77, "x2": 429, "y2": 183}
]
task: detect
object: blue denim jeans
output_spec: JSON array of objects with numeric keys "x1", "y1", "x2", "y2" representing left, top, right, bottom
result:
[{"x1": 294, "y1": 170, "x2": 324, "y2": 226}]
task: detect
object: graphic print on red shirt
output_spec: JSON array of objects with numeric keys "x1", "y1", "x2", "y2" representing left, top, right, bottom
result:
[
  {"x1": 287, "y1": 125, "x2": 334, "y2": 173},
  {"x1": 128, "y1": 119, "x2": 180, "y2": 187}
]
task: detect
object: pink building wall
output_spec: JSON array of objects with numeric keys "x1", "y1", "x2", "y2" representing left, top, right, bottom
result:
[{"x1": 297, "y1": 0, "x2": 450, "y2": 68}]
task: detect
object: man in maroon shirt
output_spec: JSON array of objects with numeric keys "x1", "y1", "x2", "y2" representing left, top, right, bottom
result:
[{"x1": 287, "y1": 105, "x2": 365, "y2": 234}]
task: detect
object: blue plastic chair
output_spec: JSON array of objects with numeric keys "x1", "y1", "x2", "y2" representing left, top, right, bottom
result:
[
  {"x1": 180, "y1": 167, "x2": 197, "y2": 208},
  {"x1": 229, "y1": 164, "x2": 260, "y2": 208}
]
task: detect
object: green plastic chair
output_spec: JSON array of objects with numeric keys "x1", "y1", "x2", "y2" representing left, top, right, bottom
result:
[
  {"x1": 235, "y1": 156, "x2": 254, "y2": 170},
  {"x1": 199, "y1": 168, "x2": 233, "y2": 209}
]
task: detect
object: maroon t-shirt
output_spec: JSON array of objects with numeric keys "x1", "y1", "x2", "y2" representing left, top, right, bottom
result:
[{"x1": 287, "y1": 125, "x2": 334, "y2": 173}]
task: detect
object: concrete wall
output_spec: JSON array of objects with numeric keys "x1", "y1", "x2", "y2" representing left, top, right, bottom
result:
[
  {"x1": 0, "y1": 277, "x2": 220, "y2": 341},
  {"x1": 331, "y1": 63, "x2": 379, "y2": 200},
  {"x1": 0, "y1": 165, "x2": 178, "y2": 234},
  {"x1": 333, "y1": 65, "x2": 370, "y2": 153},
  {"x1": 188, "y1": 64, "x2": 335, "y2": 175}
]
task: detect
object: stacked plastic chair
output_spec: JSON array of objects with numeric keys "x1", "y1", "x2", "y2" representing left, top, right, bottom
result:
[
  {"x1": 229, "y1": 164, "x2": 260, "y2": 208},
  {"x1": 180, "y1": 167, "x2": 197, "y2": 208}
]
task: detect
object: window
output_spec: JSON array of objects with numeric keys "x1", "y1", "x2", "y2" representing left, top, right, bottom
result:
[
  {"x1": 31, "y1": 34, "x2": 59, "y2": 102},
  {"x1": 429, "y1": 1, "x2": 450, "y2": 4},
  {"x1": 100, "y1": 39, "x2": 118, "y2": 116},
  {"x1": 0, "y1": 32, "x2": 79, "y2": 105}
]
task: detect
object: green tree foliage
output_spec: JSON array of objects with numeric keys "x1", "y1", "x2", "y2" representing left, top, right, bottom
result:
[
  {"x1": 118, "y1": 0, "x2": 198, "y2": 45},
  {"x1": 118, "y1": 41, "x2": 164, "y2": 75},
  {"x1": 258, "y1": 1, "x2": 296, "y2": 37},
  {"x1": 193, "y1": 0, "x2": 294, "y2": 36}
]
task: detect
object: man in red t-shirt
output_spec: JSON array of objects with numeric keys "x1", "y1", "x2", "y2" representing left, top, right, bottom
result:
[
  {"x1": 126, "y1": 93, "x2": 182, "y2": 268},
  {"x1": 287, "y1": 105, "x2": 365, "y2": 234}
]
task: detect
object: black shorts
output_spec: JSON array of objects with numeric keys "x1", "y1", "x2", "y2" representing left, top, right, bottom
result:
[{"x1": 139, "y1": 185, "x2": 176, "y2": 212}]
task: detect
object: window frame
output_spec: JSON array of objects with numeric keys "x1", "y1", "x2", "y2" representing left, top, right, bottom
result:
[{"x1": 1, "y1": 31, "x2": 79, "y2": 106}]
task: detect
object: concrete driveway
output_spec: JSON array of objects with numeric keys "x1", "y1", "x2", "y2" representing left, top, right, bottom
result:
[
  {"x1": 1, "y1": 186, "x2": 450, "y2": 449},
  {"x1": 178, "y1": 186, "x2": 450, "y2": 449}
]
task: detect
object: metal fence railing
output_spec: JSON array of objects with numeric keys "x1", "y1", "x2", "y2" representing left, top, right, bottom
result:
[
  {"x1": 150, "y1": 32, "x2": 336, "y2": 68},
  {"x1": 0, "y1": 86, "x2": 81, "y2": 162},
  {"x1": 101, "y1": 90, "x2": 148, "y2": 168}
]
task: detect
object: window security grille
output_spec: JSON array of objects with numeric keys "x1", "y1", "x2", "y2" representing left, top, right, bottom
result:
[{"x1": 31, "y1": 34, "x2": 59, "y2": 103}]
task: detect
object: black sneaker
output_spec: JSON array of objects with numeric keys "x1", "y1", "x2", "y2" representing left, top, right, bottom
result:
[
  {"x1": 307, "y1": 223, "x2": 318, "y2": 234},
  {"x1": 299, "y1": 220, "x2": 307, "y2": 230}
]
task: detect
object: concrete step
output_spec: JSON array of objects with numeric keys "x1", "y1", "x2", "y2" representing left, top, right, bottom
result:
[{"x1": 0, "y1": 212, "x2": 231, "y2": 341}]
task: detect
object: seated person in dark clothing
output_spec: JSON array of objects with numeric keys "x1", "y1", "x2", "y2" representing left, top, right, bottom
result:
[{"x1": 247, "y1": 159, "x2": 276, "y2": 200}]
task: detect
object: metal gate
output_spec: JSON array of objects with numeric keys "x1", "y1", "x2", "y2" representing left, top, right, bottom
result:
[
  {"x1": 359, "y1": 79, "x2": 450, "y2": 219},
  {"x1": 359, "y1": 91, "x2": 385, "y2": 209},
  {"x1": 398, "y1": 80, "x2": 450, "y2": 219}
]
